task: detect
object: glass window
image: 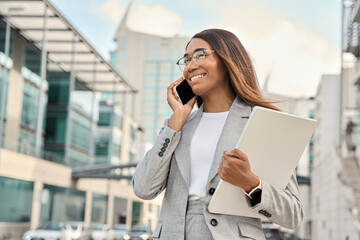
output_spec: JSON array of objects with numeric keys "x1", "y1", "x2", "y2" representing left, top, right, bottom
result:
[
  {"x1": 131, "y1": 202, "x2": 142, "y2": 226},
  {"x1": 45, "y1": 111, "x2": 67, "y2": 144},
  {"x1": 0, "y1": 177, "x2": 33, "y2": 222},
  {"x1": 19, "y1": 130, "x2": 36, "y2": 156},
  {"x1": 21, "y1": 81, "x2": 40, "y2": 130},
  {"x1": 24, "y1": 42, "x2": 41, "y2": 76},
  {"x1": 0, "y1": 67, "x2": 9, "y2": 125},
  {"x1": 98, "y1": 112, "x2": 112, "y2": 126},
  {"x1": 0, "y1": 20, "x2": 14, "y2": 59},
  {"x1": 96, "y1": 141, "x2": 109, "y2": 156},
  {"x1": 47, "y1": 71, "x2": 70, "y2": 105},
  {"x1": 40, "y1": 185, "x2": 86, "y2": 223},
  {"x1": 92, "y1": 193, "x2": 108, "y2": 224},
  {"x1": 100, "y1": 92, "x2": 114, "y2": 103},
  {"x1": 71, "y1": 120, "x2": 90, "y2": 152}
]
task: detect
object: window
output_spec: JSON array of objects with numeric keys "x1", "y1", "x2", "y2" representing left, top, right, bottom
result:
[
  {"x1": 92, "y1": 193, "x2": 108, "y2": 223},
  {"x1": 98, "y1": 112, "x2": 112, "y2": 126},
  {"x1": 47, "y1": 72, "x2": 70, "y2": 105},
  {"x1": 40, "y1": 185, "x2": 86, "y2": 223},
  {"x1": 45, "y1": 113, "x2": 67, "y2": 144},
  {"x1": 71, "y1": 121, "x2": 90, "y2": 151},
  {"x1": 0, "y1": 177, "x2": 33, "y2": 222},
  {"x1": 21, "y1": 81, "x2": 39, "y2": 130},
  {"x1": 24, "y1": 42, "x2": 41, "y2": 76},
  {"x1": 96, "y1": 141, "x2": 109, "y2": 156}
]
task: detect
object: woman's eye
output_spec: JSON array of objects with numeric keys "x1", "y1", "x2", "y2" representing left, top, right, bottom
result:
[
  {"x1": 196, "y1": 53, "x2": 206, "y2": 59},
  {"x1": 184, "y1": 58, "x2": 191, "y2": 64}
]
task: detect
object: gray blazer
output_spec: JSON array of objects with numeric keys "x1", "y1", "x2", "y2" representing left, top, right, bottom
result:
[{"x1": 133, "y1": 96, "x2": 304, "y2": 240}]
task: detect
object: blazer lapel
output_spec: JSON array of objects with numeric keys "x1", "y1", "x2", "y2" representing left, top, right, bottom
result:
[
  {"x1": 174, "y1": 105, "x2": 204, "y2": 187},
  {"x1": 207, "y1": 96, "x2": 252, "y2": 183}
]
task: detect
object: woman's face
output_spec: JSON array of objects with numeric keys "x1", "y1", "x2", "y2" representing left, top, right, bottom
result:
[{"x1": 183, "y1": 38, "x2": 228, "y2": 98}]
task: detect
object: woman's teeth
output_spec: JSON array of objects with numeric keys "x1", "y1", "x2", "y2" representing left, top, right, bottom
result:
[{"x1": 190, "y1": 73, "x2": 206, "y2": 81}]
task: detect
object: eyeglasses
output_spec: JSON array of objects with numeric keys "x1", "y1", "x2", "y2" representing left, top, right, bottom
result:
[{"x1": 176, "y1": 49, "x2": 215, "y2": 72}]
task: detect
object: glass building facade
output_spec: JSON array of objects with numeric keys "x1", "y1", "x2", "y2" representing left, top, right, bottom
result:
[
  {"x1": 91, "y1": 193, "x2": 108, "y2": 224},
  {"x1": 95, "y1": 94, "x2": 123, "y2": 164},
  {"x1": 19, "y1": 41, "x2": 48, "y2": 156},
  {"x1": 0, "y1": 176, "x2": 33, "y2": 222},
  {"x1": 45, "y1": 71, "x2": 98, "y2": 167},
  {"x1": 40, "y1": 184, "x2": 86, "y2": 223},
  {"x1": 0, "y1": 2, "x2": 158, "y2": 234}
]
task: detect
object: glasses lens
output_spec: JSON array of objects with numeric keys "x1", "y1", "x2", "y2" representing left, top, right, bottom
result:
[
  {"x1": 193, "y1": 51, "x2": 206, "y2": 65},
  {"x1": 177, "y1": 58, "x2": 186, "y2": 72}
]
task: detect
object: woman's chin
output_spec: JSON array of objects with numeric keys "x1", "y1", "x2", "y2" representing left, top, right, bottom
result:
[{"x1": 191, "y1": 86, "x2": 202, "y2": 96}]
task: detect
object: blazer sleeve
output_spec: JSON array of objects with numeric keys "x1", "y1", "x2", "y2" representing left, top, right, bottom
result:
[
  {"x1": 132, "y1": 118, "x2": 182, "y2": 200},
  {"x1": 247, "y1": 173, "x2": 304, "y2": 229}
]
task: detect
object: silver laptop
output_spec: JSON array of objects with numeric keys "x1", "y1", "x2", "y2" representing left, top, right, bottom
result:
[{"x1": 208, "y1": 106, "x2": 317, "y2": 218}]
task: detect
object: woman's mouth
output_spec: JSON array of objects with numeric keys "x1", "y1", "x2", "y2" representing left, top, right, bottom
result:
[{"x1": 190, "y1": 73, "x2": 206, "y2": 82}]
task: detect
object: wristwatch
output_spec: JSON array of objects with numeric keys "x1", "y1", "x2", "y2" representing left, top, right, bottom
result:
[{"x1": 243, "y1": 179, "x2": 262, "y2": 199}]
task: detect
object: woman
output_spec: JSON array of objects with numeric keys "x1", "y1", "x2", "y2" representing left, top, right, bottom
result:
[{"x1": 133, "y1": 28, "x2": 303, "y2": 240}]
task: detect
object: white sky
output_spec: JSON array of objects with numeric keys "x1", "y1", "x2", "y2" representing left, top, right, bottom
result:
[{"x1": 51, "y1": 0, "x2": 342, "y2": 98}]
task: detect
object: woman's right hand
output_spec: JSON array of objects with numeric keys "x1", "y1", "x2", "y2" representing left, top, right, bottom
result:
[{"x1": 167, "y1": 76, "x2": 196, "y2": 132}]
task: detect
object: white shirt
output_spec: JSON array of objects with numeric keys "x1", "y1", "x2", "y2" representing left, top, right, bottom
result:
[{"x1": 188, "y1": 111, "x2": 229, "y2": 200}]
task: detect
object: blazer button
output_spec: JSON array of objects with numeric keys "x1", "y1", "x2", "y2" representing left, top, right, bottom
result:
[
  {"x1": 163, "y1": 143, "x2": 168, "y2": 148},
  {"x1": 165, "y1": 138, "x2": 170, "y2": 143},
  {"x1": 210, "y1": 218, "x2": 218, "y2": 226},
  {"x1": 208, "y1": 188, "x2": 215, "y2": 195},
  {"x1": 158, "y1": 152, "x2": 164, "y2": 157},
  {"x1": 161, "y1": 147, "x2": 166, "y2": 152}
]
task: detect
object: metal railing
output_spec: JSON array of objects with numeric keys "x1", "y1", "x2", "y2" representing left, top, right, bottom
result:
[{"x1": 0, "y1": 137, "x2": 64, "y2": 164}]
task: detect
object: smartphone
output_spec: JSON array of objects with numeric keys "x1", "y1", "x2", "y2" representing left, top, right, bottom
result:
[{"x1": 173, "y1": 79, "x2": 196, "y2": 105}]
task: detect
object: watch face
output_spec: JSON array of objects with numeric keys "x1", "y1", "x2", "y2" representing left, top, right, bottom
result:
[{"x1": 250, "y1": 188, "x2": 262, "y2": 199}]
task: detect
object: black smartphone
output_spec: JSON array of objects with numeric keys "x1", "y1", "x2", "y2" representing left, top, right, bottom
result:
[{"x1": 173, "y1": 79, "x2": 196, "y2": 105}]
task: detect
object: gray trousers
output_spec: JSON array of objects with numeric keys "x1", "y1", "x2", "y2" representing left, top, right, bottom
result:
[{"x1": 185, "y1": 200, "x2": 214, "y2": 240}]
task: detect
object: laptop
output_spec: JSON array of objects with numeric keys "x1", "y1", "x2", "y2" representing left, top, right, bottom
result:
[{"x1": 208, "y1": 106, "x2": 317, "y2": 218}]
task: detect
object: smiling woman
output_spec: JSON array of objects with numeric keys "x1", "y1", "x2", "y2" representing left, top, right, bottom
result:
[{"x1": 133, "y1": 28, "x2": 303, "y2": 240}]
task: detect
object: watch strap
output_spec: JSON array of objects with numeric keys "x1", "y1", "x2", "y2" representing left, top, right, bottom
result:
[{"x1": 243, "y1": 178, "x2": 262, "y2": 199}]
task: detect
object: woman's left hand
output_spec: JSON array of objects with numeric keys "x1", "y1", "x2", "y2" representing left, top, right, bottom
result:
[{"x1": 218, "y1": 149, "x2": 260, "y2": 192}]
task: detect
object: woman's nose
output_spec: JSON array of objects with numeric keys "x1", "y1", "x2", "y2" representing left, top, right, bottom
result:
[{"x1": 186, "y1": 58, "x2": 199, "y2": 72}]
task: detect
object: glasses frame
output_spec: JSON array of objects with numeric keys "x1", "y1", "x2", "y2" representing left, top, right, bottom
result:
[{"x1": 176, "y1": 49, "x2": 215, "y2": 72}]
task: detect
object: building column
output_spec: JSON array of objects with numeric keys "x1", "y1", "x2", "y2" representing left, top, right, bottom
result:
[
  {"x1": 34, "y1": 4, "x2": 48, "y2": 158},
  {"x1": 84, "y1": 191, "x2": 93, "y2": 227},
  {"x1": 126, "y1": 198, "x2": 133, "y2": 227},
  {"x1": 30, "y1": 180, "x2": 43, "y2": 229},
  {"x1": 4, "y1": 31, "x2": 25, "y2": 151},
  {"x1": 107, "y1": 191, "x2": 115, "y2": 228}
]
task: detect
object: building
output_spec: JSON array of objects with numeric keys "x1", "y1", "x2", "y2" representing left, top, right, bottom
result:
[
  {"x1": 311, "y1": 74, "x2": 359, "y2": 239},
  {"x1": 110, "y1": 0, "x2": 189, "y2": 146},
  {"x1": 0, "y1": 1, "x2": 161, "y2": 239}
]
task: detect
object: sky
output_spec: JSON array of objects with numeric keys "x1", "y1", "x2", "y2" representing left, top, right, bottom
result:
[{"x1": 51, "y1": 0, "x2": 342, "y2": 98}]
